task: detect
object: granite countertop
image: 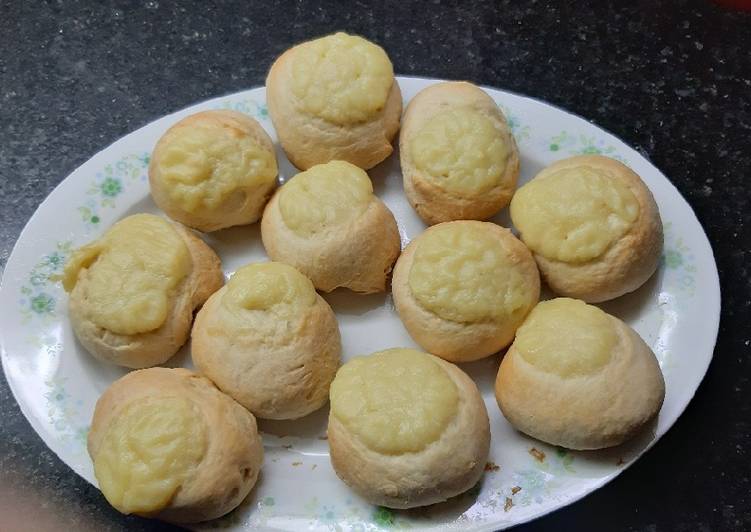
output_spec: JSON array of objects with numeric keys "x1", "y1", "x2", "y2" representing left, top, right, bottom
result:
[{"x1": 1, "y1": 1, "x2": 750, "y2": 530}]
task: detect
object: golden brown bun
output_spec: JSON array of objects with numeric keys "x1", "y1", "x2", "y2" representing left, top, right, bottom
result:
[
  {"x1": 69, "y1": 223, "x2": 223, "y2": 368},
  {"x1": 328, "y1": 355, "x2": 489, "y2": 508},
  {"x1": 88, "y1": 368, "x2": 263, "y2": 523},
  {"x1": 512, "y1": 155, "x2": 663, "y2": 302},
  {"x1": 261, "y1": 180, "x2": 401, "y2": 294},
  {"x1": 400, "y1": 81, "x2": 520, "y2": 225},
  {"x1": 191, "y1": 285, "x2": 341, "y2": 420},
  {"x1": 265, "y1": 37, "x2": 401, "y2": 170},
  {"x1": 149, "y1": 110, "x2": 278, "y2": 232},
  {"x1": 392, "y1": 221, "x2": 540, "y2": 362},
  {"x1": 495, "y1": 300, "x2": 665, "y2": 450}
]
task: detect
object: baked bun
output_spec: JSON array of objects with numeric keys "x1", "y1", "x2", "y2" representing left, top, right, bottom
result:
[
  {"x1": 266, "y1": 32, "x2": 401, "y2": 170},
  {"x1": 149, "y1": 110, "x2": 278, "y2": 232},
  {"x1": 400, "y1": 81, "x2": 520, "y2": 224},
  {"x1": 510, "y1": 155, "x2": 663, "y2": 302},
  {"x1": 88, "y1": 367, "x2": 263, "y2": 523},
  {"x1": 328, "y1": 348, "x2": 490, "y2": 509},
  {"x1": 261, "y1": 160, "x2": 400, "y2": 293},
  {"x1": 392, "y1": 221, "x2": 539, "y2": 362},
  {"x1": 495, "y1": 298, "x2": 665, "y2": 450},
  {"x1": 62, "y1": 214, "x2": 223, "y2": 368},
  {"x1": 192, "y1": 262, "x2": 341, "y2": 420}
]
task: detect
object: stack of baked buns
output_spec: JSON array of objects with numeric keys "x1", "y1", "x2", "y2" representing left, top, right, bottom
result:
[{"x1": 60, "y1": 31, "x2": 666, "y2": 522}]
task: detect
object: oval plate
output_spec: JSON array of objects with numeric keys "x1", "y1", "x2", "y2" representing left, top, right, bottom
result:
[{"x1": 0, "y1": 77, "x2": 720, "y2": 531}]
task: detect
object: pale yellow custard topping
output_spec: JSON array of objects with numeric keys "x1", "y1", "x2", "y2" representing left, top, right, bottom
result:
[
  {"x1": 222, "y1": 262, "x2": 316, "y2": 319},
  {"x1": 156, "y1": 120, "x2": 277, "y2": 213},
  {"x1": 409, "y1": 224, "x2": 530, "y2": 323},
  {"x1": 279, "y1": 160, "x2": 373, "y2": 237},
  {"x1": 62, "y1": 214, "x2": 190, "y2": 335},
  {"x1": 510, "y1": 166, "x2": 639, "y2": 263},
  {"x1": 515, "y1": 298, "x2": 615, "y2": 377},
  {"x1": 93, "y1": 396, "x2": 207, "y2": 515},
  {"x1": 330, "y1": 348, "x2": 458, "y2": 454},
  {"x1": 410, "y1": 106, "x2": 510, "y2": 195},
  {"x1": 289, "y1": 32, "x2": 393, "y2": 125}
]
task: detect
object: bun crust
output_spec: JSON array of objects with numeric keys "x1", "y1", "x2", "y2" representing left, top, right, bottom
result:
[
  {"x1": 68, "y1": 222, "x2": 223, "y2": 368},
  {"x1": 88, "y1": 368, "x2": 263, "y2": 523},
  {"x1": 266, "y1": 36, "x2": 401, "y2": 170},
  {"x1": 495, "y1": 300, "x2": 665, "y2": 450},
  {"x1": 400, "y1": 82, "x2": 520, "y2": 225},
  {"x1": 512, "y1": 155, "x2": 663, "y2": 302},
  {"x1": 392, "y1": 221, "x2": 540, "y2": 362},
  {"x1": 328, "y1": 355, "x2": 490, "y2": 508},
  {"x1": 192, "y1": 284, "x2": 341, "y2": 420},
  {"x1": 261, "y1": 174, "x2": 401, "y2": 294},
  {"x1": 149, "y1": 110, "x2": 278, "y2": 232}
]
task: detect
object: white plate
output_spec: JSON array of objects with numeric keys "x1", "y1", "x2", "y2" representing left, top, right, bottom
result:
[{"x1": 0, "y1": 77, "x2": 720, "y2": 531}]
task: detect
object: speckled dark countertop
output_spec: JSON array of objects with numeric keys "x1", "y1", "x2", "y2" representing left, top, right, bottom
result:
[{"x1": 1, "y1": 1, "x2": 749, "y2": 530}]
